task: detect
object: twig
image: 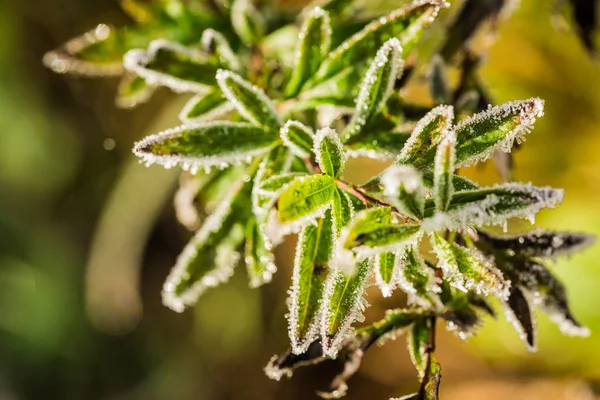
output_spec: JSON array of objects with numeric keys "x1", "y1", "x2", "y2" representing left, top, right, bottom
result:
[
  {"x1": 417, "y1": 316, "x2": 437, "y2": 399},
  {"x1": 336, "y1": 180, "x2": 412, "y2": 223}
]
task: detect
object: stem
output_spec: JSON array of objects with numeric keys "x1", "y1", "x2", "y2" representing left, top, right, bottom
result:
[
  {"x1": 417, "y1": 316, "x2": 437, "y2": 399},
  {"x1": 335, "y1": 180, "x2": 412, "y2": 223}
]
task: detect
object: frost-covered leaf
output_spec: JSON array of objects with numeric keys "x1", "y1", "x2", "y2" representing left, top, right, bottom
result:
[
  {"x1": 342, "y1": 38, "x2": 404, "y2": 142},
  {"x1": 179, "y1": 88, "x2": 233, "y2": 123},
  {"x1": 201, "y1": 29, "x2": 241, "y2": 71},
  {"x1": 422, "y1": 183, "x2": 564, "y2": 231},
  {"x1": 381, "y1": 165, "x2": 425, "y2": 220},
  {"x1": 286, "y1": 7, "x2": 332, "y2": 97},
  {"x1": 311, "y1": 1, "x2": 445, "y2": 84},
  {"x1": 344, "y1": 222, "x2": 421, "y2": 256},
  {"x1": 452, "y1": 98, "x2": 545, "y2": 167},
  {"x1": 477, "y1": 229, "x2": 596, "y2": 260},
  {"x1": 407, "y1": 318, "x2": 429, "y2": 378},
  {"x1": 252, "y1": 146, "x2": 295, "y2": 216},
  {"x1": 259, "y1": 173, "x2": 305, "y2": 194},
  {"x1": 421, "y1": 172, "x2": 478, "y2": 192},
  {"x1": 124, "y1": 40, "x2": 219, "y2": 92},
  {"x1": 431, "y1": 234, "x2": 508, "y2": 299},
  {"x1": 277, "y1": 175, "x2": 336, "y2": 227},
  {"x1": 281, "y1": 121, "x2": 315, "y2": 158},
  {"x1": 397, "y1": 105, "x2": 455, "y2": 167},
  {"x1": 398, "y1": 246, "x2": 442, "y2": 308},
  {"x1": 162, "y1": 175, "x2": 252, "y2": 312},
  {"x1": 433, "y1": 131, "x2": 456, "y2": 212},
  {"x1": 245, "y1": 217, "x2": 277, "y2": 288},
  {"x1": 304, "y1": 0, "x2": 354, "y2": 14},
  {"x1": 116, "y1": 73, "x2": 157, "y2": 109},
  {"x1": 345, "y1": 129, "x2": 411, "y2": 160},
  {"x1": 216, "y1": 69, "x2": 282, "y2": 129},
  {"x1": 133, "y1": 122, "x2": 276, "y2": 172},
  {"x1": 356, "y1": 308, "x2": 424, "y2": 342},
  {"x1": 375, "y1": 252, "x2": 398, "y2": 297},
  {"x1": 332, "y1": 188, "x2": 354, "y2": 234},
  {"x1": 231, "y1": 0, "x2": 266, "y2": 45},
  {"x1": 289, "y1": 213, "x2": 334, "y2": 354},
  {"x1": 320, "y1": 258, "x2": 371, "y2": 357},
  {"x1": 315, "y1": 127, "x2": 346, "y2": 178},
  {"x1": 504, "y1": 286, "x2": 536, "y2": 351},
  {"x1": 296, "y1": 67, "x2": 362, "y2": 110},
  {"x1": 441, "y1": 289, "x2": 481, "y2": 340}
]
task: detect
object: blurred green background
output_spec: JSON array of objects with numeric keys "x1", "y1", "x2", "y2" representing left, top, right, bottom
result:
[{"x1": 1, "y1": 0, "x2": 600, "y2": 399}]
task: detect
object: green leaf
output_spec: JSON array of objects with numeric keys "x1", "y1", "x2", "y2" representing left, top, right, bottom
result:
[
  {"x1": 280, "y1": 121, "x2": 315, "y2": 158},
  {"x1": 356, "y1": 308, "x2": 424, "y2": 339},
  {"x1": 504, "y1": 286, "x2": 536, "y2": 351},
  {"x1": 133, "y1": 122, "x2": 276, "y2": 172},
  {"x1": 453, "y1": 98, "x2": 545, "y2": 167},
  {"x1": 422, "y1": 183, "x2": 564, "y2": 231},
  {"x1": 398, "y1": 246, "x2": 441, "y2": 309},
  {"x1": 431, "y1": 234, "x2": 508, "y2": 299},
  {"x1": 320, "y1": 258, "x2": 371, "y2": 357},
  {"x1": 341, "y1": 38, "x2": 404, "y2": 142},
  {"x1": 231, "y1": 0, "x2": 266, "y2": 45},
  {"x1": 286, "y1": 7, "x2": 332, "y2": 97},
  {"x1": 253, "y1": 146, "x2": 294, "y2": 215},
  {"x1": 476, "y1": 230, "x2": 596, "y2": 260},
  {"x1": 162, "y1": 175, "x2": 253, "y2": 312},
  {"x1": 421, "y1": 172, "x2": 478, "y2": 192},
  {"x1": 397, "y1": 105, "x2": 454, "y2": 167},
  {"x1": 201, "y1": 28, "x2": 241, "y2": 71},
  {"x1": 423, "y1": 356, "x2": 442, "y2": 400},
  {"x1": 296, "y1": 66, "x2": 362, "y2": 110},
  {"x1": 115, "y1": 73, "x2": 157, "y2": 109},
  {"x1": 277, "y1": 175, "x2": 336, "y2": 225},
  {"x1": 314, "y1": 127, "x2": 346, "y2": 178},
  {"x1": 345, "y1": 129, "x2": 411, "y2": 160},
  {"x1": 124, "y1": 40, "x2": 220, "y2": 92},
  {"x1": 408, "y1": 318, "x2": 430, "y2": 378},
  {"x1": 288, "y1": 212, "x2": 334, "y2": 354},
  {"x1": 245, "y1": 217, "x2": 277, "y2": 288},
  {"x1": 310, "y1": 1, "x2": 445, "y2": 84},
  {"x1": 433, "y1": 131, "x2": 456, "y2": 212},
  {"x1": 179, "y1": 88, "x2": 232, "y2": 123},
  {"x1": 381, "y1": 165, "x2": 425, "y2": 220},
  {"x1": 374, "y1": 251, "x2": 397, "y2": 297},
  {"x1": 332, "y1": 188, "x2": 354, "y2": 234},
  {"x1": 216, "y1": 69, "x2": 282, "y2": 129},
  {"x1": 304, "y1": 0, "x2": 354, "y2": 14},
  {"x1": 429, "y1": 54, "x2": 450, "y2": 104},
  {"x1": 259, "y1": 173, "x2": 306, "y2": 194}
]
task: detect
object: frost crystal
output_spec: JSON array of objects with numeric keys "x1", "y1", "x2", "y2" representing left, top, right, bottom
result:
[{"x1": 123, "y1": 40, "x2": 209, "y2": 93}]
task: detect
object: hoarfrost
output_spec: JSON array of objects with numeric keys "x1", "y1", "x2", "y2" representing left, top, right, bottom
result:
[{"x1": 314, "y1": 127, "x2": 347, "y2": 177}]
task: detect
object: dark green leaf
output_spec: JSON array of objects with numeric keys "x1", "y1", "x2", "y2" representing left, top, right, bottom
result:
[
  {"x1": 277, "y1": 175, "x2": 336, "y2": 225},
  {"x1": 504, "y1": 286, "x2": 536, "y2": 351},
  {"x1": 429, "y1": 54, "x2": 450, "y2": 104},
  {"x1": 133, "y1": 122, "x2": 276, "y2": 172},
  {"x1": 408, "y1": 318, "x2": 430, "y2": 378},
  {"x1": 399, "y1": 246, "x2": 441, "y2": 308},
  {"x1": 286, "y1": 7, "x2": 332, "y2": 96},
  {"x1": 216, "y1": 69, "x2": 282, "y2": 129},
  {"x1": 281, "y1": 121, "x2": 315, "y2": 158},
  {"x1": 356, "y1": 308, "x2": 424, "y2": 339},
  {"x1": 332, "y1": 188, "x2": 353, "y2": 234},
  {"x1": 201, "y1": 28, "x2": 241, "y2": 71}
]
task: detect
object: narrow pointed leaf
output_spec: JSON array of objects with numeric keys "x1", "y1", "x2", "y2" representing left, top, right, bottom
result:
[
  {"x1": 314, "y1": 127, "x2": 346, "y2": 178},
  {"x1": 245, "y1": 217, "x2": 277, "y2": 288},
  {"x1": 431, "y1": 234, "x2": 508, "y2": 299},
  {"x1": 332, "y1": 188, "x2": 354, "y2": 234},
  {"x1": 216, "y1": 69, "x2": 282, "y2": 129},
  {"x1": 504, "y1": 286, "x2": 536, "y2": 351},
  {"x1": 398, "y1": 246, "x2": 442, "y2": 308},
  {"x1": 297, "y1": 66, "x2": 363, "y2": 110},
  {"x1": 477, "y1": 230, "x2": 596, "y2": 260},
  {"x1": 277, "y1": 175, "x2": 336, "y2": 226},
  {"x1": 381, "y1": 165, "x2": 425, "y2": 219},
  {"x1": 304, "y1": 0, "x2": 354, "y2": 14},
  {"x1": 179, "y1": 88, "x2": 232, "y2": 123},
  {"x1": 162, "y1": 176, "x2": 253, "y2": 312},
  {"x1": 422, "y1": 183, "x2": 564, "y2": 231},
  {"x1": 321, "y1": 258, "x2": 371, "y2": 357},
  {"x1": 356, "y1": 308, "x2": 424, "y2": 340},
  {"x1": 289, "y1": 212, "x2": 334, "y2": 354},
  {"x1": 286, "y1": 7, "x2": 332, "y2": 96},
  {"x1": 116, "y1": 73, "x2": 157, "y2": 109},
  {"x1": 408, "y1": 318, "x2": 430, "y2": 378},
  {"x1": 375, "y1": 252, "x2": 398, "y2": 297},
  {"x1": 345, "y1": 129, "x2": 411, "y2": 160},
  {"x1": 133, "y1": 122, "x2": 276, "y2": 172},
  {"x1": 421, "y1": 172, "x2": 478, "y2": 192},
  {"x1": 345, "y1": 223, "x2": 421, "y2": 256},
  {"x1": 434, "y1": 131, "x2": 456, "y2": 212},
  {"x1": 124, "y1": 40, "x2": 219, "y2": 92},
  {"x1": 252, "y1": 146, "x2": 294, "y2": 216},
  {"x1": 397, "y1": 105, "x2": 454, "y2": 166},
  {"x1": 429, "y1": 54, "x2": 450, "y2": 104},
  {"x1": 201, "y1": 29, "x2": 241, "y2": 71},
  {"x1": 281, "y1": 121, "x2": 315, "y2": 158},
  {"x1": 265, "y1": 340, "x2": 328, "y2": 381},
  {"x1": 342, "y1": 38, "x2": 404, "y2": 142},
  {"x1": 259, "y1": 173, "x2": 306, "y2": 194},
  {"x1": 231, "y1": 0, "x2": 266, "y2": 45},
  {"x1": 311, "y1": 1, "x2": 445, "y2": 84}
]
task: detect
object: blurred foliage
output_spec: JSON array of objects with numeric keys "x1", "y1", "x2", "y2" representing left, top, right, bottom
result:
[{"x1": 1, "y1": 0, "x2": 600, "y2": 399}]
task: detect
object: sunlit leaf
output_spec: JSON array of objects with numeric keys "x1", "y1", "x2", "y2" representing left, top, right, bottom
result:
[
  {"x1": 381, "y1": 165, "x2": 425, "y2": 220},
  {"x1": 320, "y1": 258, "x2": 371, "y2": 357},
  {"x1": 179, "y1": 88, "x2": 232, "y2": 123},
  {"x1": 407, "y1": 318, "x2": 429, "y2": 378},
  {"x1": 133, "y1": 122, "x2": 276, "y2": 172},
  {"x1": 342, "y1": 38, "x2": 404, "y2": 142},
  {"x1": 345, "y1": 222, "x2": 421, "y2": 256},
  {"x1": 216, "y1": 69, "x2": 282, "y2": 129},
  {"x1": 375, "y1": 251, "x2": 398, "y2": 297},
  {"x1": 314, "y1": 127, "x2": 346, "y2": 178},
  {"x1": 201, "y1": 28, "x2": 241, "y2": 71},
  {"x1": 286, "y1": 7, "x2": 332, "y2": 96},
  {"x1": 332, "y1": 188, "x2": 354, "y2": 234},
  {"x1": 277, "y1": 175, "x2": 336, "y2": 227},
  {"x1": 289, "y1": 213, "x2": 334, "y2": 354},
  {"x1": 245, "y1": 217, "x2": 277, "y2": 288},
  {"x1": 231, "y1": 0, "x2": 266, "y2": 45},
  {"x1": 433, "y1": 131, "x2": 456, "y2": 212},
  {"x1": 281, "y1": 121, "x2": 316, "y2": 158},
  {"x1": 356, "y1": 308, "x2": 424, "y2": 342},
  {"x1": 345, "y1": 129, "x2": 411, "y2": 160},
  {"x1": 398, "y1": 246, "x2": 442, "y2": 308},
  {"x1": 116, "y1": 73, "x2": 157, "y2": 109}
]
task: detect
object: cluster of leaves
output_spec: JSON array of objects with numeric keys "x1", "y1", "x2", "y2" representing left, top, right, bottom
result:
[{"x1": 45, "y1": 0, "x2": 595, "y2": 399}]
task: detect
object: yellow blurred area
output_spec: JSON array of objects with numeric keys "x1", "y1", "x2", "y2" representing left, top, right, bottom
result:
[{"x1": 1, "y1": 0, "x2": 600, "y2": 399}]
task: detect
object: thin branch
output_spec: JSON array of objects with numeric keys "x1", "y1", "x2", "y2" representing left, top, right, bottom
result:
[{"x1": 417, "y1": 316, "x2": 437, "y2": 399}]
